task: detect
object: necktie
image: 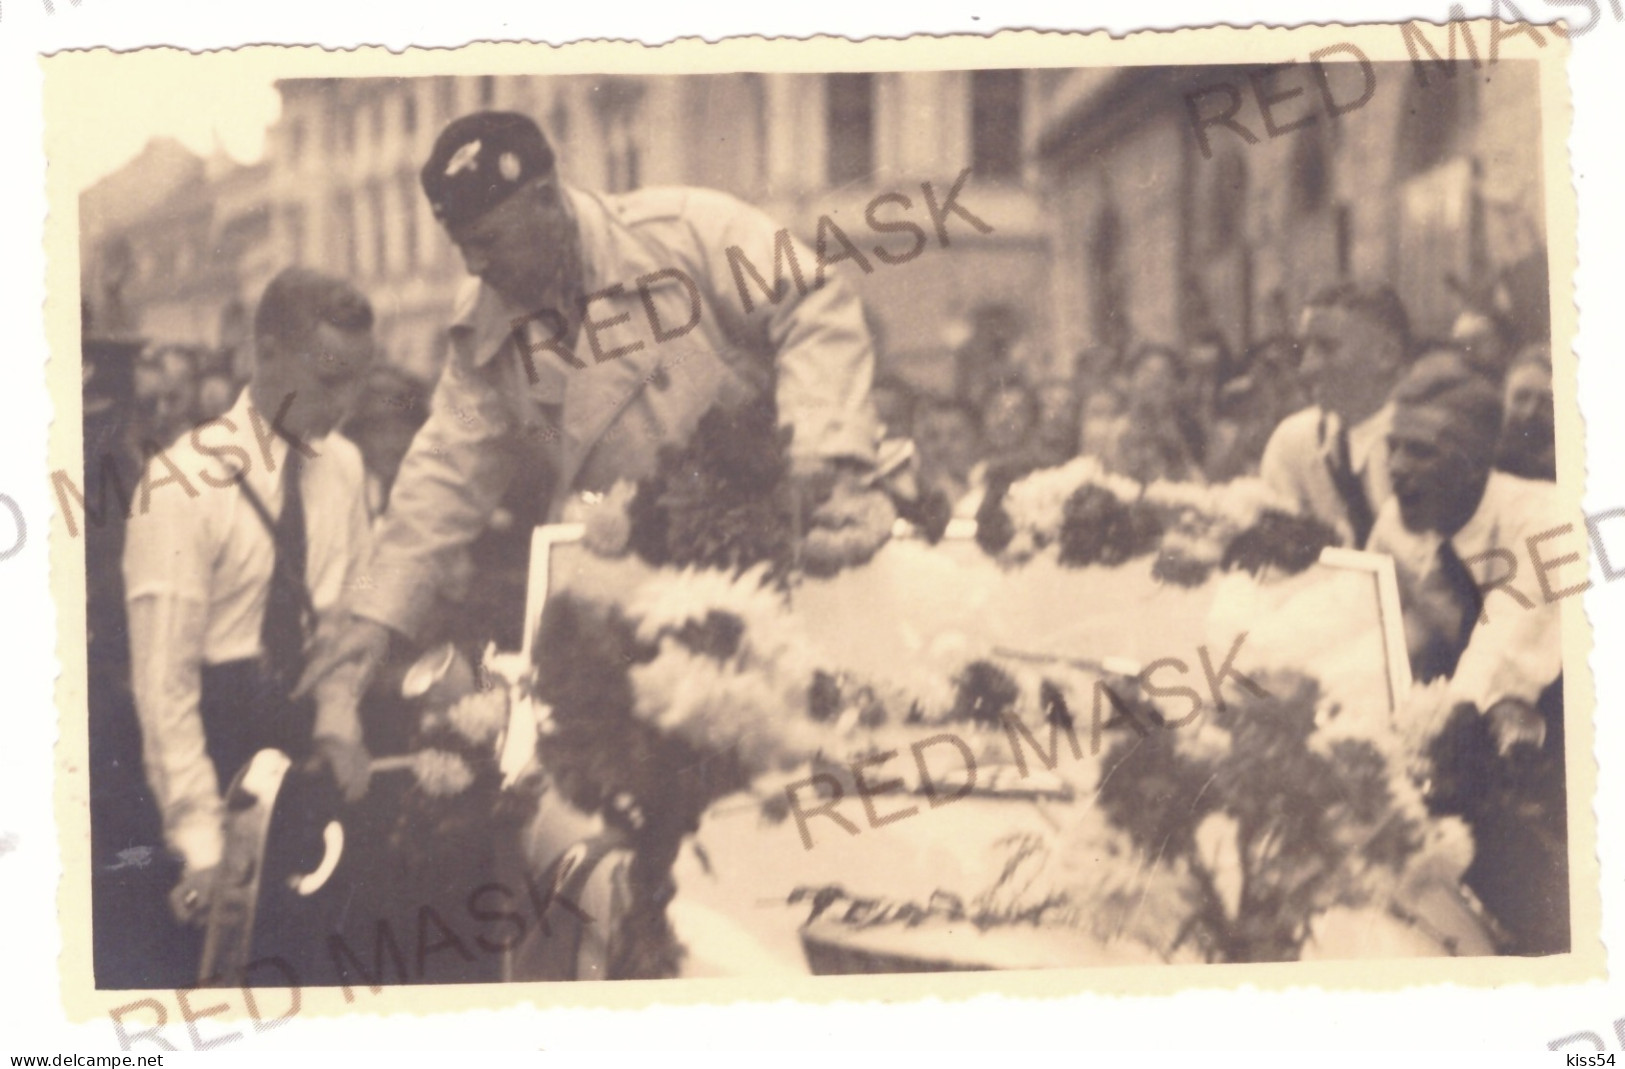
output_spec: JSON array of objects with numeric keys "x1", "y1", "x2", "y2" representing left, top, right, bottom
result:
[
  {"x1": 261, "y1": 444, "x2": 308, "y2": 700},
  {"x1": 1324, "y1": 418, "x2": 1375, "y2": 548},
  {"x1": 1432, "y1": 537, "x2": 1484, "y2": 676}
]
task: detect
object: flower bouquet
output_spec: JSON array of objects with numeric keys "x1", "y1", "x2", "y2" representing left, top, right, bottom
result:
[
  {"x1": 498, "y1": 394, "x2": 1489, "y2": 974},
  {"x1": 976, "y1": 455, "x2": 1343, "y2": 587}
]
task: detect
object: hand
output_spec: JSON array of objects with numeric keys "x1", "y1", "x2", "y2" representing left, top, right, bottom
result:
[
  {"x1": 313, "y1": 733, "x2": 372, "y2": 803},
  {"x1": 294, "y1": 615, "x2": 393, "y2": 701},
  {"x1": 800, "y1": 466, "x2": 895, "y2": 576},
  {"x1": 1485, "y1": 697, "x2": 1547, "y2": 757},
  {"x1": 169, "y1": 866, "x2": 217, "y2": 927}
]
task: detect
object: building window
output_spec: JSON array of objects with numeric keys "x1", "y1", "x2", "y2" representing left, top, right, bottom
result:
[
  {"x1": 402, "y1": 90, "x2": 418, "y2": 135},
  {"x1": 400, "y1": 173, "x2": 419, "y2": 271},
  {"x1": 371, "y1": 98, "x2": 386, "y2": 143},
  {"x1": 1206, "y1": 149, "x2": 1249, "y2": 252},
  {"x1": 547, "y1": 93, "x2": 571, "y2": 146},
  {"x1": 370, "y1": 182, "x2": 389, "y2": 277},
  {"x1": 605, "y1": 116, "x2": 641, "y2": 193},
  {"x1": 438, "y1": 78, "x2": 458, "y2": 121},
  {"x1": 284, "y1": 203, "x2": 306, "y2": 265},
  {"x1": 1289, "y1": 123, "x2": 1330, "y2": 216},
  {"x1": 479, "y1": 76, "x2": 496, "y2": 107},
  {"x1": 1089, "y1": 201, "x2": 1130, "y2": 352},
  {"x1": 591, "y1": 79, "x2": 645, "y2": 194},
  {"x1": 334, "y1": 192, "x2": 357, "y2": 278},
  {"x1": 970, "y1": 69, "x2": 1023, "y2": 181},
  {"x1": 287, "y1": 119, "x2": 305, "y2": 166},
  {"x1": 825, "y1": 73, "x2": 874, "y2": 186}
]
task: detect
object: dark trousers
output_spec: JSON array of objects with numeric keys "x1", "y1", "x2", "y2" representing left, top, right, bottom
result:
[
  {"x1": 198, "y1": 659, "x2": 343, "y2": 985},
  {"x1": 198, "y1": 659, "x2": 317, "y2": 781}
]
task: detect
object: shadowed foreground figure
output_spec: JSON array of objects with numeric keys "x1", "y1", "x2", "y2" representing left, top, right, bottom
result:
[{"x1": 298, "y1": 108, "x2": 888, "y2": 725}]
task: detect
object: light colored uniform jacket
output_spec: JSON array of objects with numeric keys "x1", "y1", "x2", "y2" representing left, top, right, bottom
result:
[{"x1": 353, "y1": 184, "x2": 879, "y2": 639}]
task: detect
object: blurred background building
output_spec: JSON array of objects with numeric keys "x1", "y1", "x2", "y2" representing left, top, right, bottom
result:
[
  {"x1": 82, "y1": 72, "x2": 1048, "y2": 392},
  {"x1": 1035, "y1": 60, "x2": 1549, "y2": 380},
  {"x1": 79, "y1": 59, "x2": 1549, "y2": 401}
]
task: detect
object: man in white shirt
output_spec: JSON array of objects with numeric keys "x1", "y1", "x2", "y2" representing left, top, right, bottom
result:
[
  {"x1": 1259, "y1": 282, "x2": 1411, "y2": 548},
  {"x1": 1369, "y1": 349, "x2": 1563, "y2": 742},
  {"x1": 123, "y1": 267, "x2": 376, "y2": 932},
  {"x1": 1368, "y1": 348, "x2": 1568, "y2": 953}
]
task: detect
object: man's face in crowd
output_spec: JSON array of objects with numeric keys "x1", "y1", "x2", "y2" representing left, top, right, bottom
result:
[
  {"x1": 447, "y1": 179, "x2": 573, "y2": 311},
  {"x1": 1297, "y1": 304, "x2": 1402, "y2": 423},
  {"x1": 1387, "y1": 420, "x2": 1488, "y2": 535},
  {"x1": 1080, "y1": 389, "x2": 1123, "y2": 456},
  {"x1": 982, "y1": 386, "x2": 1035, "y2": 455},
  {"x1": 1451, "y1": 310, "x2": 1510, "y2": 381},
  {"x1": 1036, "y1": 381, "x2": 1081, "y2": 452},
  {"x1": 1128, "y1": 353, "x2": 1178, "y2": 420},
  {"x1": 352, "y1": 416, "x2": 419, "y2": 488},
  {"x1": 917, "y1": 407, "x2": 979, "y2": 484},
  {"x1": 269, "y1": 322, "x2": 377, "y2": 441},
  {"x1": 1503, "y1": 361, "x2": 1554, "y2": 443},
  {"x1": 197, "y1": 375, "x2": 236, "y2": 422}
]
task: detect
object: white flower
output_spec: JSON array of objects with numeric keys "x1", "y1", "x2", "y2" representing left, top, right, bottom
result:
[
  {"x1": 1403, "y1": 815, "x2": 1475, "y2": 890},
  {"x1": 413, "y1": 749, "x2": 475, "y2": 797},
  {"x1": 578, "y1": 480, "x2": 638, "y2": 557},
  {"x1": 1209, "y1": 477, "x2": 1289, "y2": 529},
  {"x1": 627, "y1": 563, "x2": 781, "y2": 647},
  {"x1": 630, "y1": 642, "x2": 828, "y2": 773},
  {"x1": 1001, "y1": 458, "x2": 1108, "y2": 559},
  {"x1": 447, "y1": 687, "x2": 509, "y2": 746},
  {"x1": 1144, "y1": 478, "x2": 1212, "y2": 515}
]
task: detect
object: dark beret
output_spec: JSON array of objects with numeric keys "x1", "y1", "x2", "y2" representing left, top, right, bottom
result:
[{"x1": 420, "y1": 111, "x2": 556, "y2": 228}]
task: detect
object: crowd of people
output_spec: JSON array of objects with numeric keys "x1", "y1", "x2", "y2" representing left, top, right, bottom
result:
[{"x1": 890, "y1": 288, "x2": 1555, "y2": 530}]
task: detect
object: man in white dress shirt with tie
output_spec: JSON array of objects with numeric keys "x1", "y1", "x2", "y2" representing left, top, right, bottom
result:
[
  {"x1": 1367, "y1": 348, "x2": 1568, "y2": 954},
  {"x1": 1259, "y1": 282, "x2": 1412, "y2": 548},
  {"x1": 123, "y1": 267, "x2": 376, "y2": 934}
]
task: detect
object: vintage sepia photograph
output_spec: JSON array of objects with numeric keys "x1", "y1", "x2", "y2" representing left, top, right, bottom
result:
[{"x1": 46, "y1": 27, "x2": 1594, "y2": 1013}]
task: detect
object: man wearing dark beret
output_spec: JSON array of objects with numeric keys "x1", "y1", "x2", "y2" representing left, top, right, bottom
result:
[
  {"x1": 1368, "y1": 347, "x2": 1569, "y2": 952},
  {"x1": 298, "y1": 110, "x2": 883, "y2": 703}
]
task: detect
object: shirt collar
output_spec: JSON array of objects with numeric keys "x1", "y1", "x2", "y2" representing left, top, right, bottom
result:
[
  {"x1": 223, "y1": 387, "x2": 284, "y2": 478},
  {"x1": 1448, "y1": 470, "x2": 1507, "y2": 556},
  {"x1": 1348, "y1": 402, "x2": 1394, "y2": 470},
  {"x1": 228, "y1": 385, "x2": 333, "y2": 483}
]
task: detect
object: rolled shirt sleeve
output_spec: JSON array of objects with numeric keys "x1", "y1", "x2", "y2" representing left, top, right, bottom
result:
[
  {"x1": 1451, "y1": 481, "x2": 1568, "y2": 710},
  {"x1": 1450, "y1": 591, "x2": 1563, "y2": 710},
  {"x1": 123, "y1": 477, "x2": 222, "y2": 873}
]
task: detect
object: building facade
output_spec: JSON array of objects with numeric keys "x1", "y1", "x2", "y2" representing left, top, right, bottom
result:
[
  {"x1": 80, "y1": 139, "x2": 270, "y2": 349},
  {"x1": 1033, "y1": 49, "x2": 1551, "y2": 379},
  {"x1": 262, "y1": 71, "x2": 1049, "y2": 390}
]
